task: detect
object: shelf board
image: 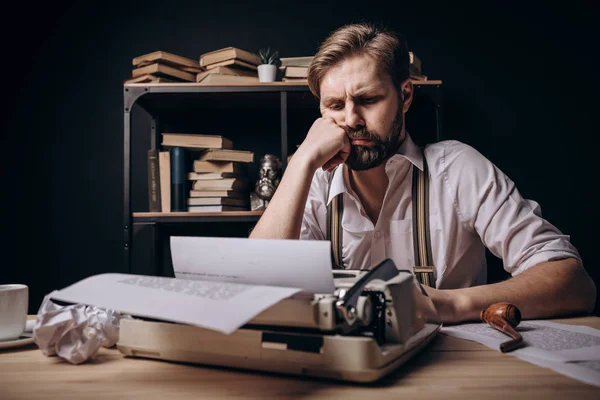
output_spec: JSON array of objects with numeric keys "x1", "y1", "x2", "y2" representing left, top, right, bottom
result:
[
  {"x1": 124, "y1": 79, "x2": 442, "y2": 89},
  {"x1": 125, "y1": 80, "x2": 442, "y2": 115},
  {"x1": 133, "y1": 211, "x2": 263, "y2": 223}
]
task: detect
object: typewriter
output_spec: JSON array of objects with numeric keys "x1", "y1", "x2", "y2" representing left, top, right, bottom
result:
[{"x1": 117, "y1": 259, "x2": 442, "y2": 383}]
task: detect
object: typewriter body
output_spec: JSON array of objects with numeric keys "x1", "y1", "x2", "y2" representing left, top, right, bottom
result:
[{"x1": 117, "y1": 259, "x2": 442, "y2": 383}]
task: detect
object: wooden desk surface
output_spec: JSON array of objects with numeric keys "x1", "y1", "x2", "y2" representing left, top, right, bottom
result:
[{"x1": 2, "y1": 317, "x2": 599, "y2": 399}]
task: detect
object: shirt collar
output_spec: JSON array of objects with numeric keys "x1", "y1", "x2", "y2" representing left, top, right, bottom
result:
[
  {"x1": 326, "y1": 164, "x2": 347, "y2": 206},
  {"x1": 325, "y1": 131, "x2": 424, "y2": 205},
  {"x1": 393, "y1": 131, "x2": 424, "y2": 171}
]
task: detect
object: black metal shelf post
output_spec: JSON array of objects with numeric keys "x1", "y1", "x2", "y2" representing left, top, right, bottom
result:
[
  {"x1": 417, "y1": 83, "x2": 444, "y2": 142},
  {"x1": 280, "y1": 91, "x2": 288, "y2": 169}
]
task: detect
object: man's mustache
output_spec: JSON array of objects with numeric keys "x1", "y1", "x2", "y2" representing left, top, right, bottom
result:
[{"x1": 345, "y1": 127, "x2": 381, "y2": 142}]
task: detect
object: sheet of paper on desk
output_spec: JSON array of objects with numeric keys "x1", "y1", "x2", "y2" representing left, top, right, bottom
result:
[
  {"x1": 170, "y1": 236, "x2": 336, "y2": 294},
  {"x1": 50, "y1": 273, "x2": 302, "y2": 334},
  {"x1": 441, "y1": 320, "x2": 600, "y2": 387}
]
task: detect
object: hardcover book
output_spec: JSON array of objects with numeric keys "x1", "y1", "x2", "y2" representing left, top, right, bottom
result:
[
  {"x1": 204, "y1": 58, "x2": 258, "y2": 71},
  {"x1": 132, "y1": 63, "x2": 196, "y2": 82},
  {"x1": 409, "y1": 51, "x2": 422, "y2": 73},
  {"x1": 195, "y1": 66, "x2": 258, "y2": 82},
  {"x1": 200, "y1": 47, "x2": 260, "y2": 68},
  {"x1": 192, "y1": 161, "x2": 246, "y2": 174},
  {"x1": 187, "y1": 205, "x2": 248, "y2": 212},
  {"x1": 282, "y1": 66, "x2": 308, "y2": 78},
  {"x1": 196, "y1": 149, "x2": 254, "y2": 163},
  {"x1": 133, "y1": 50, "x2": 202, "y2": 69},
  {"x1": 179, "y1": 66, "x2": 204, "y2": 73},
  {"x1": 125, "y1": 74, "x2": 178, "y2": 84},
  {"x1": 191, "y1": 178, "x2": 249, "y2": 192},
  {"x1": 186, "y1": 172, "x2": 241, "y2": 180},
  {"x1": 188, "y1": 190, "x2": 246, "y2": 199},
  {"x1": 161, "y1": 133, "x2": 233, "y2": 150},
  {"x1": 280, "y1": 56, "x2": 313, "y2": 67},
  {"x1": 186, "y1": 197, "x2": 247, "y2": 207},
  {"x1": 170, "y1": 147, "x2": 186, "y2": 212},
  {"x1": 158, "y1": 151, "x2": 171, "y2": 212},
  {"x1": 282, "y1": 77, "x2": 308, "y2": 83},
  {"x1": 147, "y1": 149, "x2": 161, "y2": 212},
  {"x1": 197, "y1": 73, "x2": 260, "y2": 85}
]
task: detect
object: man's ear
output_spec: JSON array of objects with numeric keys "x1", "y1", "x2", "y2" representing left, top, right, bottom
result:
[{"x1": 401, "y1": 79, "x2": 414, "y2": 113}]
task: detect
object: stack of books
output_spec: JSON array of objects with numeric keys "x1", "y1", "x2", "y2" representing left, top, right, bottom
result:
[
  {"x1": 127, "y1": 51, "x2": 203, "y2": 83},
  {"x1": 278, "y1": 52, "x2": 426, "y2": 82},
  {"x1": 280, "y1": 56, "x2": 312, "y2": 82},
  {"x1": 196, "y1": 47, "x2": 260, "y2": 85},
  {"x1": 408, "y1": 51, "x2": 427, "y2": 81},
  {"x1": 160, "y1": 133, "x2": 254, "y2": 212}
]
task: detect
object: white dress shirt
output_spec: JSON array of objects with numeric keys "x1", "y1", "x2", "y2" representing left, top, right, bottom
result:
[{"x1": 300, "y1": 133, "x2": 581, "y2": 288}]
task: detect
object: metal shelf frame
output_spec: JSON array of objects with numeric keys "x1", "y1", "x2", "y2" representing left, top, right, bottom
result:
[{"x1": 122, "y1": 82, "x2": 443, "y2": 274}]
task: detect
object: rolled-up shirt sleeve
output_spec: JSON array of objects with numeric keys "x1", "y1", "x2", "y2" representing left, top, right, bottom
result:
[
  {"x1": 443, "y1": 142, "x2": 582, "y2": 276},
  {"x1": 300, "y1": 169, "x2": 328, "y2": 241}
]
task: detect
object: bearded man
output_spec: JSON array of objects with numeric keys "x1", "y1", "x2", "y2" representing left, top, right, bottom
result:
[{"x1": 249, "y1": 23, "x2": 596, "y2": 323}]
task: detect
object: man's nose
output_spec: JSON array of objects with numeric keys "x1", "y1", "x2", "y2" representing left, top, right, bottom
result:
[{"x1": 344, "y1": 103, "x2": 364, "y2": 130}]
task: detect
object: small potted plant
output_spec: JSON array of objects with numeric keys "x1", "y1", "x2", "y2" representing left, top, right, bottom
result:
[{"x1": 257, "y1": 47, "x2": 281, "y2": 82}]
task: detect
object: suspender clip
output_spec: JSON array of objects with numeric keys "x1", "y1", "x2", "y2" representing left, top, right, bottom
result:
[{"x1": 413, "y1": 267, "x2": 435, "y2": 274}]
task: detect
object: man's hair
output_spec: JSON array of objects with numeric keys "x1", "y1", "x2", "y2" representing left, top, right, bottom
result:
[{"x1": 307, "y1": 23, "x2": 410, "y2": 99}]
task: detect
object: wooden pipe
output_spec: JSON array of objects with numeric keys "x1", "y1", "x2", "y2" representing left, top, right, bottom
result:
[
  {"x1": 480, "y1": 303, "x2": 524, "y2": 353},
  {"x1": 480, "y1": 302, "x2": 521, "y2": 327}
]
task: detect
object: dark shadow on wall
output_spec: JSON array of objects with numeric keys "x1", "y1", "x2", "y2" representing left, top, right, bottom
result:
[{"x1": 1, "y1": 1, "x2": 597, "y2": 316}]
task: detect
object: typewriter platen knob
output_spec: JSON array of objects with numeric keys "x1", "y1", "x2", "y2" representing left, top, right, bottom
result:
[{"x1": 356, "y1": 295, "x2": 373, "y2": 326}]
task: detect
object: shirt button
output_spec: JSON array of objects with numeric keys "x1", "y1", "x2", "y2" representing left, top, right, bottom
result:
[{"x1": 374, "y1": 231, "x2": 381, "y2": 239}]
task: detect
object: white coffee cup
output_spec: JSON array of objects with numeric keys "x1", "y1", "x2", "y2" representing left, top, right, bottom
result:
[{"x1": 0, "y1": 284, "x2": 28, "y2": 341}]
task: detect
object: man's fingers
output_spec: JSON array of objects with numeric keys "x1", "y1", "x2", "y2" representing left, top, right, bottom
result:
[
  {"x1": 339, "y1": 142, "x2": 351, "y2": 162},
  {"x1": 322, "y1": 153, "x2": 346, "y2": 171},
  {"x1": 321, "y1": 160, "x2": 336, "y2": 171}
]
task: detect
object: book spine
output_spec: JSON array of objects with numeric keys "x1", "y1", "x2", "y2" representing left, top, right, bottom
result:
[
  {"x1": 170, "y1": 147, "x2": 186, "y2": 212},
  {"x1": 158, "y1": 151, "x2": 171, "y2": 212},
  {"x1": 147, "y1": 149, "x2": 161, "y2": 212}
]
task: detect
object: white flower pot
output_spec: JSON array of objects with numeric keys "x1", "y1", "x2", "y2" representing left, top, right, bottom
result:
[{"x1": 258, "y1": 64, "x2": 277, "y2": 82}]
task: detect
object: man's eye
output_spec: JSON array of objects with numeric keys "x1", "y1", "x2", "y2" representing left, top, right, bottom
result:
[
  {"x1": 328, "y1": 103, "x2": 343, "y2": 110},
  {"x1": 361, "y1": 97, "x2": 375, "y2": 104}
]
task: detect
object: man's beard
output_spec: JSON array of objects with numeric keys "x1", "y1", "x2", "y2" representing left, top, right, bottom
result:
[{"x1": 345, "y1": 111, "x2": 404, "y2": 171}]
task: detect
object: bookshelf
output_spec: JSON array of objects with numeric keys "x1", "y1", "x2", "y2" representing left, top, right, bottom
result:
[
  {"x1": 123, "y1": 80, "x2": 443, "y2": 276},
  {"x1": 132, "y1": 211, "x2": 264, "y2": 223}
]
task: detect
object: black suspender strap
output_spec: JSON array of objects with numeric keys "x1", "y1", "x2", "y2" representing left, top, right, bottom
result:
[
  {"x1": 411, "y1": 159, "x2": 436, "y2": 287},
  {"x1": 326, "y1": 155, "x2": 436, "y2": 286}
]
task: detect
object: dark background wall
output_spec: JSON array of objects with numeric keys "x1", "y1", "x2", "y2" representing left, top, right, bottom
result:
[{"x1": 2, "y1": 1, "x2": 598, "y2": 315}]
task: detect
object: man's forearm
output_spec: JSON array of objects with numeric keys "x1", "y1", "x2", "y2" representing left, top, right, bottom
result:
[
  {"x1": 426, "y1": 258, "x2": 597, "y2": 323},
  {"x1": 249, "y1": 155, "x2": 316, "y2": 239}
]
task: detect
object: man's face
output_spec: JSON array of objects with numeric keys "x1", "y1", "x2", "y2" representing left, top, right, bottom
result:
[{"x1": 319, "y1": 54, "x2": 409, "y2": 171}]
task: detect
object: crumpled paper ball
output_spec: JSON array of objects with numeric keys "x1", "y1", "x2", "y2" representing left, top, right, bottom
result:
[{"x1": 33, "y1": 291, "x2": 132, "y2": 365}]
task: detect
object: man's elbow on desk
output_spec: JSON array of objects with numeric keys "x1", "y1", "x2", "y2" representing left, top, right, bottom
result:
[
  {"x1": 426, "y1": 257, "x2": 597, "y2": 324},
  {"x1": 500, "y1": 258, "x2": 597, "y2": 319},
  {"x1": 561, "y1": 258, "x2": 597, "y2": 315},
  {"x1": 521, "y1": 257, "x2": 597, "y2": 317}
]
